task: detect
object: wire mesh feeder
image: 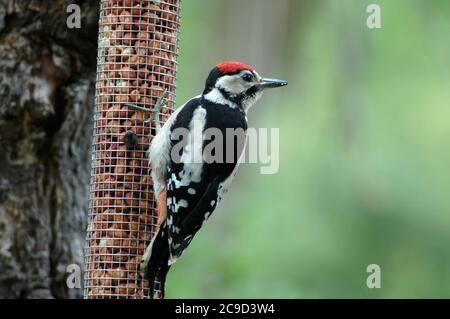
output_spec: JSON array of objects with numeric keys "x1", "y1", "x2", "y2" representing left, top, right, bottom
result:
[{"x1": 84, "y1": 0, "x2": 181, "y2": 299}]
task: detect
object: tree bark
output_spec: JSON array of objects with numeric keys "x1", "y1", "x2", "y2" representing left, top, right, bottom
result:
[{"x1": 0, "y1": 0, "x2": 98, "y2": 298}]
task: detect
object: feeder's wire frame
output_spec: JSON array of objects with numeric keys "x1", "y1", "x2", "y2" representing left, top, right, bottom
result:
[{"x1": 84, "y1": 0, "x2": 182, "y2": 299}]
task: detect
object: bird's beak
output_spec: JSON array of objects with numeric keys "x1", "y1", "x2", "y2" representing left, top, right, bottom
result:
[{"x1": 258, "y1": 77, "x2": 288, "y2": 90}]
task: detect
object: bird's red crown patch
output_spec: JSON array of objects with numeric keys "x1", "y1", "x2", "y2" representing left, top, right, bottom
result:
[{"x1": 216, "y1": 61, "x2": 254, "y2": 74}]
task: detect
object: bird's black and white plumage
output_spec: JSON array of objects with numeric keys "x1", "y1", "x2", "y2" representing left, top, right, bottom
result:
[{"x1": 140, "y1": 61, "x2": 287, "y2": 298}]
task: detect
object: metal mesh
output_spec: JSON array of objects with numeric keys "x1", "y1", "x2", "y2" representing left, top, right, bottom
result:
[{"x1": 84, "y1": 0, "x2": 181, "y2": 299}]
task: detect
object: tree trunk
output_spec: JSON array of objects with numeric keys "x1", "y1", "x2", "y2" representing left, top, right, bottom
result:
[{"x1": 0, "y1": 0, "x2": 99, "y2": 298}]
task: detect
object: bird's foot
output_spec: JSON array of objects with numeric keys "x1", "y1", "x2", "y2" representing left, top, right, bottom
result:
[
  {"x1": 144, "y1": 89, "x2": 168, "y2": 135},
  {"x1": 122, "y1": 89, "x2": 168, "y2": 132}
]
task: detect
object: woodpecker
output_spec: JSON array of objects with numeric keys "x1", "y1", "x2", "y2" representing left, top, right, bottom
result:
[{"x1": 140, "y1": 61, "x2": 287, "y2": 298}]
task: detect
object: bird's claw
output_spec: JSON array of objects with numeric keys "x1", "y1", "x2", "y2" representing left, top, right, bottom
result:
[
  {"x1": 123, "y1": 89, "x2": 169, "y2": 128},
  {"x1": 144, "y1": 89, "x2": 168, "y2": 134}
]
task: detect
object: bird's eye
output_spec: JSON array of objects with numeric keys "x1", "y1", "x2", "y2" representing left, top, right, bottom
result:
[{"x1": 242, "y1": 73, "x2": 253, "y2": 82}]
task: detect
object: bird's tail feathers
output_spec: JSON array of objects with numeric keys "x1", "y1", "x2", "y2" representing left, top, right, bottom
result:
[{"x1": 146, "y1": 222, "x2": 170, "y2": 299}]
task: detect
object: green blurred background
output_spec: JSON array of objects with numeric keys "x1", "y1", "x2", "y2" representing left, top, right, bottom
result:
[{"x1": 167, "y1": 0, "x2": 450, "y2": 298}]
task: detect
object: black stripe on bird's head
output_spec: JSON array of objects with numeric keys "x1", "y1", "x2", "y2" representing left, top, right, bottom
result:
[{"x1": 203, "y1": 61, "x2": 288, "y2": 111}]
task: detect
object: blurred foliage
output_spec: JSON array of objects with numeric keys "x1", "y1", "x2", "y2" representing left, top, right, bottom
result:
[{"x1": 167, "y1": 0, "x2": 450, "y2": 298}]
